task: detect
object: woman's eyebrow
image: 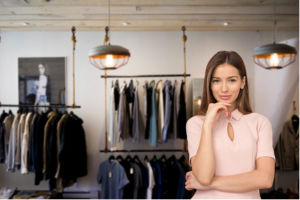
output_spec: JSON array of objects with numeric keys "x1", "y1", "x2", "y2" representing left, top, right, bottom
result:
[{"x1": 212, "y1": 76, "x2": 238, "y2": 79}]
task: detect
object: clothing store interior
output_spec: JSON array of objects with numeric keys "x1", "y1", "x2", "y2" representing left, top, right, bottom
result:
[{"x1": 0, "y1": 0, "x2": 299, "y2": 199}]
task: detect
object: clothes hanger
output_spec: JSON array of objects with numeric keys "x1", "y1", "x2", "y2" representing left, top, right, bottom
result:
[
  {"x1": 125, "y1": 155, "x2": 133, "y2": 162},
  {"x1": 151, "y1": 155, "x2": 157, "y2": 162},
  {"x1": 144, "y1": 155, "x2": 149, "y2": 162},
  {"x1": 109, "y1": 155, "x2": 115, "y2": 164},
  {"x1": 116, "y1": 155, "x2": 124, "y2": 161},
  {"x1": 159, "y1": 154, "x2": 167, "y2": 162},
  {"x1": 133, "y1": 155, "x2": 141, "y2": 163}
]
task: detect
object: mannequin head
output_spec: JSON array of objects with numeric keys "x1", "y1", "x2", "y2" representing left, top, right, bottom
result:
[{"x1": 38, "y1": 63, "x2": 46, "y2": 75}]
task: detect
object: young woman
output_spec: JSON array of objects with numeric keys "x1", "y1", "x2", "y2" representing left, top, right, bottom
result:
[{"x1": 185, "y1": 51, "x2": 275, "y2": 199}]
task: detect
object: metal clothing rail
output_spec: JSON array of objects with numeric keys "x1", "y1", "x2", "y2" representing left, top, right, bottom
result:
[
  {"x1": 100, "y1": 74, "x2": 191, "y2": 78},
  {"x1": 0, "y1": 103, "x2": 81, "y2": 108},
  {"x1": 100, "y1": 149, "x2": 188, "y2": 153}
]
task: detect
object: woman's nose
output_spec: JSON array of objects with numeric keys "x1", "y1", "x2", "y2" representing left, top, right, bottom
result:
[{"x1": 221, "y1": 82, "x2": 228, "y2": 93}]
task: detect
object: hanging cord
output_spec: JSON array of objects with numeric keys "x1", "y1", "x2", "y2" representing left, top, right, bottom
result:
[
  {"x1": 273, "y1": 0, "x2": 276, "y2": 44},
  {"x1": 104, "y1": 27, "x2": 109, "y2": 45},
  {"x1": 104, "y1": 70, "x2": 108, "y2": 152},
  {"x1": 108, "y1": 0, "x2": 111, "y2": 45},
  {"x1": 182, "y1": 26, "x2": 188, "y2": 152},
  {"x1": 71, "y1": 26, "x2": 77, "y2": 108}
]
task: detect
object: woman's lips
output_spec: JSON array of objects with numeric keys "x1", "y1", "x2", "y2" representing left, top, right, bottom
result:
[{"x1": 219, "y1": 95, "x2": 230, "y2": 100}]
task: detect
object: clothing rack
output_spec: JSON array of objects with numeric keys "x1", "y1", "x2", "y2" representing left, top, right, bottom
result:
[
  {"x1": 100, "y1": 74, "x2": 191, "y2": 78},
  {"x1": 100, "y1": 149, "x2": 188, "y2": 153},
  {"x1": 0, "y1": 103, "x2": 81, "y2": 108}
]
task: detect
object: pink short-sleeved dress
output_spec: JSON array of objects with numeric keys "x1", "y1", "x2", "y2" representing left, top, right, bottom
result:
[{"x1": 187, "y1": 109, "x2": 275, "y2": 199}]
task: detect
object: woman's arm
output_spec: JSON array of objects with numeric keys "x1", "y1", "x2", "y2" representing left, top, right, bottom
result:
[
  {"x1": 191, "y1": 123, "x2": 215, "y2": 185},
  {"x1": 186, "y1": 157, "x2": 275, "y2": 192},
  {"x1": 191, "y1": 102, "x2": 231, "y2": 185}
]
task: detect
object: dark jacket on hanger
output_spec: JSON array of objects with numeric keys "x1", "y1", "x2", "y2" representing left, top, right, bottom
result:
[
  {"x1": 35, "y1": 112, "x2": 48, "y2": 185},
  {"x1": 0, "y1": 112, "x2": 8, "y2": 163},
  {"x1": 48, "y1": 113, "x2": 62, "y2": 190},
  {"x1": 59, "y1": 114, "x2": 87, "y2": 179},
  {"x1": 177, "y1": 81, "x2": 187, "y2": 139}
]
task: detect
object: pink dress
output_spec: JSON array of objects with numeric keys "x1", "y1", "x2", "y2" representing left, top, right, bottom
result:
[{"x1": 187, "y1": 109, "x2": 275, "y2": 199}]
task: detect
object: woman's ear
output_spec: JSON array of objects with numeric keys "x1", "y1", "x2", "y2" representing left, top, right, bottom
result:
[{"x1": 241, "y1": 76, "x2": 246, "y2": 89}]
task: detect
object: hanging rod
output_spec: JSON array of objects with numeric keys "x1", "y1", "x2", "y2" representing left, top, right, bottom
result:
[
  {"x1": 100, "y1": 149, "x2": 188, "y2": 153},
  {"x1": 0, "y1": 103, "x2": 81, "y2": 108},
  {"x1": 100, "y1": 74, "x2": 191, "y2": 78}
]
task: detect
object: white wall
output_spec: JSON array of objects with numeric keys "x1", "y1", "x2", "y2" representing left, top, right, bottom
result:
[{"x1": 0, "y1": 30, "x2": 298, "y2": 191}]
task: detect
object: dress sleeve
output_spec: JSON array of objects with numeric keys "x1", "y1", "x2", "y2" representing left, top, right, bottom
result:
[
  {"x1": 186, "y1": 116, "x2": 203, "y2": 166},
  {"x1": 256, "y1": 116, "x2": 275, "y2": 160}
]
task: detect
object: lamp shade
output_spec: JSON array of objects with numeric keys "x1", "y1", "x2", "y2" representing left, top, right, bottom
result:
[
  {"x1": 89, "y1": 44, "x2": 131, "y2": 70},
  {"x1": 253, "y1": 43, "x2": 297, "y2": 70}
]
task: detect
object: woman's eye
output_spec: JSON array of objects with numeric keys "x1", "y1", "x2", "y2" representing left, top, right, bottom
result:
[
  {"x1": 229, "y1": 79, "x2": 236, "y2": 82},
  {"x1": 212, "y1": 80, "x2": 219, "y2": 83}
]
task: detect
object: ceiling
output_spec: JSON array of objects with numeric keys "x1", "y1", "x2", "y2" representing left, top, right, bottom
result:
[{"x1": 0, "y1": 0, "x2": 298, "y2": 32}]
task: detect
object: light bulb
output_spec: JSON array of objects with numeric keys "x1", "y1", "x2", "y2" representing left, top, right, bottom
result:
[
  {"x1": 198, "y1": 99, "x2": 201, "y2": 105},
  {"x1": 270, "y1": 53, "x2": 279, "y2": 67},
  {"x1": 105, "y1": 54, "x2": 114, "y2": 68}
]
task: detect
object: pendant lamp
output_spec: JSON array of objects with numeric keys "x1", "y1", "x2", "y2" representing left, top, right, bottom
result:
[
  {"x1": 252, "y1": 0, "x2": 297, "y2": 70},
  {"x1": 88, "y1": 0, "x2": 130, "y2": 70}
]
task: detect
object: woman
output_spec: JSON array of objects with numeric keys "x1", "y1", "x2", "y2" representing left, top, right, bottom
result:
[
  {"x1": 185, "y1": 51, "x2": 275, "y2": 199},
  {"x1": 34, "y1": 63, "x2": 49, "y2": 105}
]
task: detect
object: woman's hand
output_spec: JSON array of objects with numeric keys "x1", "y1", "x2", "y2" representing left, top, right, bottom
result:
[
  {"x1": 204, "y1": 102, "x2": 232, "y2": 125},
  {"x1": 185, "y1": 171, "x2": 210, "y2": 191}
]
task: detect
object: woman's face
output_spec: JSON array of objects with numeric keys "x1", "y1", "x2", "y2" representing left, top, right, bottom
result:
[
  {"x1": 38, "y1": 64, "x2": 45, "y2": 75},
  {"x1": 210, "y1": 63, "x2": 245, "y2": 109}
]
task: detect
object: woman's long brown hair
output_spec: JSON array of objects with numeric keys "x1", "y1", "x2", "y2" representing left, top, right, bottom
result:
[{"x1": 198, "y1": 51, "x2": 253, "y2": 115}]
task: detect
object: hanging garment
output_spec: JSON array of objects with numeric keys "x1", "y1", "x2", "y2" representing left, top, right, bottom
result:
[
  {"x1": 21, "y1": 112, "x2": 33, "y2": 174},
  {"x1": 43, "y1": 111, "x2": 57, "y2": 179},
  {"x1": 15, "y1": 113, "x2": 27, "y2": 168},
  {"x1": 177, "y1": 81, "x2": 187, "y2": 139},
  {"x1": 6, "y1": 113, "x2": 20, "y2": 172},
  {"x1": 0, "y1": 112, "x2": 8, "y2": 163},
  {"x1": 97, "y1": 159, "x2": 129, "y2": 199},
  {"x1": 114, "y1": 80, "x2": 120, "y2": 111},
  {"x1": 150, "y1": 159, "x2": 162, "y2": 199},
  {"x1": 28, "y1": 113, "x2": 38, "y2": 172},
  {"x1": 126, "y1": 80, "x2": 135, "y2": 137},
  {"x1": 156, "y1": 80, "x2": 164, "y2": 144},
  {"x1": 3, "y1": 113, "x2": 15, "y2": 155},
  {"x1": 275, "y1": 119, "x2": 299, "y2": 170},
  {"x1": 118, "y1": 83, "x2": 130, "y2": 142},
  {"x1": 35, "y1": 112, "x2": 48, "y2": 185},
  {"x1": 48, "y1": 113, "x2": 62, "y2": 191},
  {"x1": 119, "y1": 157, "x2": 135, "y2": 199},
  {"x1": 55, "y1": 113, "x2": 69, "y2": 193},
  {"x1": 109, "y1": 86, "x2": 118, "y2": 149},
  {"x1": 132, "y1": 162, "x2": 143, "y2": 199},
  {"x1": 143, "y1": 81, "x2": 148, "y2": 117},
  {"x1": 137, "y1": 161, "x2": 148, "y2": 199},
  {"x1": 59, "y1": 113, "x2": 88, "y2": 179},
  {"x1": 149, "y1": 81, "x2": 158, "y2": 147},
  {"x1": 146, "y1": 161, "x2": 155, "y2": 199},
  {"x1": 162, "y1": 80, "x2": 173, "y2": 143},
  {"x1": 170, "y1": 80, "x2": 178, "y2": 139},
  {"x1": 178, "y1": 155, "x2": 194, "y2": 199},
  {"x1": 132, "y1": 85, "x2": 141, "y2": 143},
  {"x1": 145, "y1": 82, "x2": 152, "y2": 139}
]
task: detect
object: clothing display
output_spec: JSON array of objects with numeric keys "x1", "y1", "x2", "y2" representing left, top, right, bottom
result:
[
  {"x1": 0, "y1": 109, "x2": 88, "y2": 192},
  {"x1": 97, "y1": 154, "x2": 192, "y2": 199},
  {"x1": 275, "y1": 115, "x2": 299, "y2": 171},
  {"x1": 187, "y1": 109, "x2": 275, "y2": 199}
]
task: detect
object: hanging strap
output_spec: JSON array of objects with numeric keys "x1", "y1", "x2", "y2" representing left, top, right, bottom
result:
[
  {"x1": 71, "y1": 26, "x2": 77, "y2": 108},
  {"x1": 182, "y1": 26, "x2": 188, "y2": 152}
]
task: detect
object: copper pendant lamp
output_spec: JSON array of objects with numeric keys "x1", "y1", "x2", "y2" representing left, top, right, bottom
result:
[{"x1": 252, "y1": 0, "x2": 297, "y2": 70}]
